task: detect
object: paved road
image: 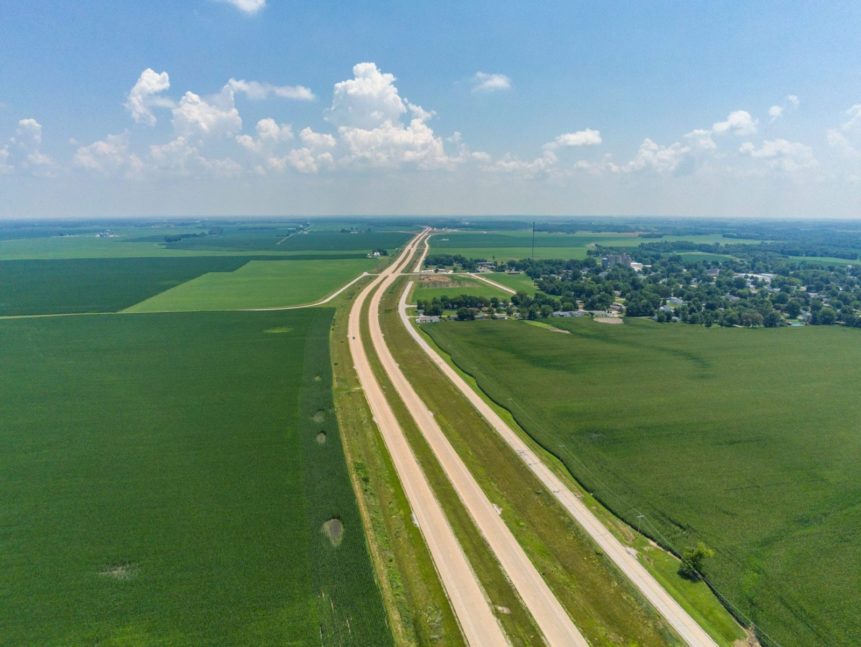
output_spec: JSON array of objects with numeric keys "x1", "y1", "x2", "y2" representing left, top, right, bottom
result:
[
  {"x1": 398, "y1": 279, "x2": 720, "y2": 647},
  {"x1": 346, "y1": 231, "x2": 508, "y2": 647},
  {"x1": 372, "y1": 235, "x2": 587, "y2": 647}
]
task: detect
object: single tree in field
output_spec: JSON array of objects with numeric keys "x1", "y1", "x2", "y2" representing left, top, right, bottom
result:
[{"x1": 678, "y1": 541, "x2": 715, "y2": 581}]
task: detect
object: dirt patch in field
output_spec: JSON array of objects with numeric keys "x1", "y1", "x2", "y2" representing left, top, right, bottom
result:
[
  {"x1": 264, "y1": 326, "x2": 292, "y2": 334},
  {"x1": 418, "y1": 275, "x2": 469, "y2": 289},
  {"x1": 315, "y1": 431, "x2": 327, "y2": 445},
  {"x1": 99, "y1": 562, "x2": 137, "y2": 581},
  {"x1": 594, "y1": 316, "x2": 623, "y2": 325},
  {"x1": 312, "y1": 410, "x2": 326, "y2": 423},
  {"x1": 313, "y1": 374, "x2": 322, "y2": 382},
  {"x1": 321, "y1": 517, "x2": 344, "y2": 547}
]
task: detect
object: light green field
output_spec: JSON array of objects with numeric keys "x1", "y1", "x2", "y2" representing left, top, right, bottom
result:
[
  {"x1": 427, "y1": 318, "x2": 861, "y2": 646},
  {"x1": 485, "y1": 272, "x2": 537, "y2": 294},
  {"x1": 125, "y1": 258, "x2": 373, "y2": 312},
  {"x1": 430, "y1": 231, "x2": 760, "y2": 261},
  {"x1": 410, "y1": 274, "x2": 510, "y2": 302}
]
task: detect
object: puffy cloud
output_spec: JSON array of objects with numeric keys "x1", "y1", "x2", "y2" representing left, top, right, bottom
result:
[
  {"x1": 73, "y1": 132, "x2": 143, "y2": 176},
  {"x1": 299, "y1": 127, "x2": 336, "y2": 149},
  {"x1": 6, "y1": 118, "x2": 55, "y2": 174},
  {"x1": 684, "y1": 128, "x2": 717, "y2": 151},
  {"x1": 149, "y1": 136, "x2": 241, "y2": 176},
  {"x1": 326, "y1": 62, "x2": 407, "y2": 129},
  {"x1": 712, "y1": 110, "x2": 757, "y2": 136},
  {"x1": 324, "y1": 62, "x2": 454, "y2": 169},
  {"x1": 236, "y1": 118, "x2": 293, "y2": 152},
  {"x1": 125, "y1": 68, "x2": 171, "y2": 126},
  {"x1": 617, "y1": 138, "x2": 693, "y2": 174},
  {"x1": 471, "y1": 72, "x2": 512, "y2": 93},
  {"x1": 227, "y1": 78, "x2": 315, "y2": 101},
  {"x1": 16, "y1": 118, "x2": 43, "y2": 146},
  {"x1": 172, "y1": 87, "x2": 242, "y2": 138},
  {"x1": 339, "y1": 113, "x2": 450, "y2": 169},
  {"x1": 215, "y1": 0, "x2": 265, "y2": 14},
  {"x1": 739, "y1": 139, "x2": 817, "y2": 171},
  {"x1": 543, "y1": 129, "x2": 602, "y2": 150},
  {"x1": 768, "y1": 95, "x2": 799, "y2": 122},
  {"x1": 490, "y1": 151, "x2": 557, "y2": 176}
]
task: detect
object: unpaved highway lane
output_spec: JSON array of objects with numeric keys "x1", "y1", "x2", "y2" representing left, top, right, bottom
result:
[
  {"x1": 398, "y1": 279, "x2": 719, "y2": 647},
  {"x1": 372, "y1": 240, "x2": 587, "y2": 647},
  {"x1": 347, "y1": 231, "x2": 508, "y2": 647}
]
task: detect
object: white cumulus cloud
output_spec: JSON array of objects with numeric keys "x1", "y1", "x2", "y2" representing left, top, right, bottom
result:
[
  {"x1": 471, "y1": 72, "x2": 512, "y2": 93},
  {"x1": 172, "y1": 87, "x2": 242, "y2": 138},
  {"x1": 227, "y1": 78, "x2": 315, "y2": 101},
  {"x1": 325, "y1": 62, "x2": 407, "y2": 129},
  {"x1": 73, "y1": 132, "x2": 143, "y2": 176},
  {"x1": 739, "y1": 138, "x2": 817, "y2": 171},
  {"x1": 236, "y1": 118, "x2": 293, "y2": 153},
  {"x1": 125, "y1": 68, "x2": 171, "y2": 126},
  {"x1": 768, "y1": 95, "x2": 799, "y2": 122},
  {"x1": 712, "y1": 110, "x2": 758, "y2": 136},
  {"x1": 544, "y1": 129, "x2": 602, "y2": 150},
  {"x1": 325, "y1": 62, "x2": 454, "y2": 169}
]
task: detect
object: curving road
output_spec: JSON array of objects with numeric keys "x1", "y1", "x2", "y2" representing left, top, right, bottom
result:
[
  {"x1": 346, "y1": 231, "x2": 508, "y2": 646},
  {"x1": 398, "y1": 274, "x2": 720, "y2": 646}
]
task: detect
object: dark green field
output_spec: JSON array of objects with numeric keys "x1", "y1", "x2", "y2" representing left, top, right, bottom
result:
[
  {"x1": 0, "y1": 309, "x2": 389, "y2": 644},
  {"x1": 0, "y1": 257, "x2": 253, "y2": 315},
  {"x1": 426, "y1": 318, "x2": 861, "y2": 646},
  {"x1": 161, "y1": 229, "x2": 412, "y2": 253}
]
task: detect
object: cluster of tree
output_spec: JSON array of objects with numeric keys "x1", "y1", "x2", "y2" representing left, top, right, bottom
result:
[
  {"x1": 423, "y1": 254, "x2": 484, "y2": 271},
  {"x1": 416, "y1": 291, "x2": 564, "y2": 321},
  {"x1": 516, "y1": 251, "x2": 861, "y2": 328},
  {"x1": 163, "y1": 232, "x2": 207, "y2": 243}
]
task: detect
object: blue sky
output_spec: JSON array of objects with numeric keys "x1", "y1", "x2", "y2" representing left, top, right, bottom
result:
[{"x1": 1, "y1": 1, "x2": 860, "y2": 218}]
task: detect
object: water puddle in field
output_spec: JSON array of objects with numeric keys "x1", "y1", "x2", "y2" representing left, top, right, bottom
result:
[{"x1": 321, "y1": 518, "x2": 344, "y2": 547}]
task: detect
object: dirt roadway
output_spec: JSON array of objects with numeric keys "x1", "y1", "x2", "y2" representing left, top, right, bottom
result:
[
  {"x1": 398, "y1": 281, "x2": 720, "y2": 647},
  {"x1": 370, "y1": 235, "x2": 587, "y2": 646},
  {"x1": 467, "y1": 272, "x2": 517, "y2": 295},
  {"x1": 346, "y1": 231, "x2": 508, "y2": 646}
]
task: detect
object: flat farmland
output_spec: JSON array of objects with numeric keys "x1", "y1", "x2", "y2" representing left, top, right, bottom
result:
[
  {"x1": 410, "y1": 273, "x2": 511, "y2": 302},
  {"x1": 430, "y1": 230, "x2": 760, "y2": 260},
  {"x1": 485, "y1": 272, "x2": 538, "y2": 294},
  {"x1": 0, "y1": 309, "x2": 389, "y2": 644},
  {"x1": 425, "y1": 318, "x2": 861, "y2": 646},
  {"x1": 0, "y1": 257, "x2": 251, "y2": 315},
  {"x1": 125, "y1": 258, "x2": 374, "y2": 312}
]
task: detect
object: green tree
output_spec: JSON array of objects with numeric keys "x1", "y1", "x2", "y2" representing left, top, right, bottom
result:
[{"x1": 679, "y1": 542, "x2": 715, "y2": 580}]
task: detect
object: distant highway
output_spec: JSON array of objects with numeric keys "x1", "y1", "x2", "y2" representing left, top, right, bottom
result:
[
  {"x1": 346, "y1": 231, "x2": 509, "y2": 646},
  {"x1": 398, "y1": 262, "x2": 719, "y2": 646}
]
